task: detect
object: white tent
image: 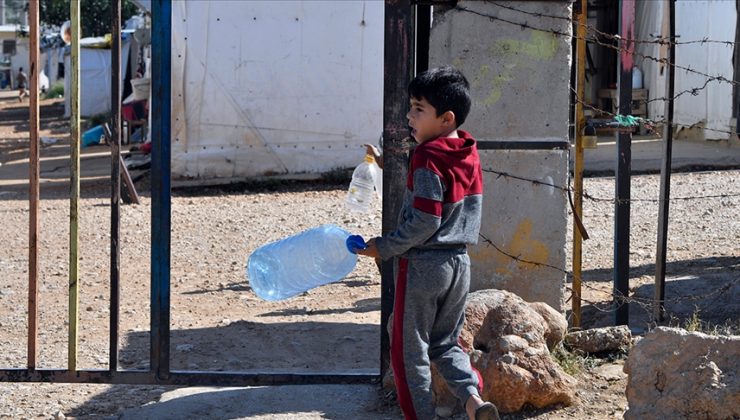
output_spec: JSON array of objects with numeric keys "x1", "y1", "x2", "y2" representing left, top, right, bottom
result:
[
  {"x1": 635, "y1": 0, "x2": 736, "y2": 139},
  {"x1": 170, "y1": 1, "x2": 384, "y2": 179},
  {"x1": 64, "y1": 39, "x2": 131, "y2": 118}
]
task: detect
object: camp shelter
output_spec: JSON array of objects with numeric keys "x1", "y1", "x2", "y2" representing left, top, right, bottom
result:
[{"x1": 169, "y1": 1, "x2": 384, "y2": 179}]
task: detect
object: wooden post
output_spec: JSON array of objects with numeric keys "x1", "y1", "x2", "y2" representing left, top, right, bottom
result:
[
  {"x1": 27, "y1": 0, "x2": 40, "y2": 370},
  {"x1": 110, "y1": 0, "x2": 122, "y2": 372},
  {"x1": 571, "y1": 0, "x2": 588, "y2": 329},
  {"x1": 654, "y1": 0, "x2": 676, "y2": 322},
  {"x1": 381, "y1": 0, "x2": 414, "y2": 378},
  {"x1": 68, "y1": 0, "x2": 81, "y2": 371},
  {"x1": 614, "y1": 0, "x2": 635, "y2": 326}
]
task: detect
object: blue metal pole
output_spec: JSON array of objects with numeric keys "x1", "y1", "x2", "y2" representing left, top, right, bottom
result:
[{"x1": 150, "y1": 0, "x2": 171, "y2": 380}]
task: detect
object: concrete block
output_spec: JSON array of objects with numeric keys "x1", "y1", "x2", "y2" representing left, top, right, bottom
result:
[
  {"x1": 470, "y1": 149, "x2": 568, "y2": 311},
  {"x1": 429, "y1": 1, "x2": 572, "y2": 311}
]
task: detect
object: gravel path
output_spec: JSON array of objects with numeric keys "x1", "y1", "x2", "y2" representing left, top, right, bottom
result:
[{"x1": 0, "y1": 96, "x2": 737, "y2": 418}]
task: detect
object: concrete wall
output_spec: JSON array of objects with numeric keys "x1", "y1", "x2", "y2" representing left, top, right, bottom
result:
[{"x1": 429, "y1": 1, "x2": 572, "y2": 310}]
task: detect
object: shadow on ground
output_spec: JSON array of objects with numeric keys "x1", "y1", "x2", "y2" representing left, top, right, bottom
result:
[
  {"x1": 68, "y1": 319, "x2": 380, "y2": 418},
  {"x1": 574, "y1": 256, "x2": 739, "y2": 331}
]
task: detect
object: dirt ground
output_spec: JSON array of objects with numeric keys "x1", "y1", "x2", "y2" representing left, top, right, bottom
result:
[{"x1": 0, "y1": 95, "x2": 737, "y2": 419}]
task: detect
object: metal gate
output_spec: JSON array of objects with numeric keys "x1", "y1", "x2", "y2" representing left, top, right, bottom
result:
[{"x1": 0, "y1": 0, "x2": 420, "y2": 386}]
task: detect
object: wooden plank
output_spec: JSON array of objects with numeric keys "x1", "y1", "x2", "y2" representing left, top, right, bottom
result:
[{"x1": 104, "y1": 124, "x2": 140, "y2": 205}]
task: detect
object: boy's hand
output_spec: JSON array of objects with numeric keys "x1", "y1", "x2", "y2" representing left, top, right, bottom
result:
[
  {"x1": 355, "y1": 237, "x2": 380, "y2": 259},
  {"x1": 362, "y1": 144, "x2": 383, "y2": 169}
]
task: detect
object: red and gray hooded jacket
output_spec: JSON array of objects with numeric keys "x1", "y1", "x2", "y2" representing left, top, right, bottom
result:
[{"x1": 375, "y1": 130, "x2": 483, "y2": 260}]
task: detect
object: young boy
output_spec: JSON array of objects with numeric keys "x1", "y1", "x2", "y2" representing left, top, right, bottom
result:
[{"x1": 356, "y1": 66, "x2": 498, "y2": 420}]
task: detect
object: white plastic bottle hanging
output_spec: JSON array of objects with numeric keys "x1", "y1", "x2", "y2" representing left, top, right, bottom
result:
[{"x1": 346, "y1": 154, "x2": 379, "y2": 212}]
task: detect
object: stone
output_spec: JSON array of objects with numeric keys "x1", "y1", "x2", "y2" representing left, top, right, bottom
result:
[
  {"x1": 564, "y1": 325, "x2": 632, "y2": 354},
  {"x1": 623, "y1": 327, "x2": 740, "y2": 419},
  {"x1": 433, "y1": 289, "x2": 578, "y2": 414},
  {"x1": 528, "y1": 301, "x2": 568, "y2": 351},
  {"x1": 593, "y1": 362, "x2": 627, "y2": 382},
  {"x1": 176, "y1": 344, "x2": 194, "y2": 353}
]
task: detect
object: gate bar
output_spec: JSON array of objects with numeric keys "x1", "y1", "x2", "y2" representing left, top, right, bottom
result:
[
  {"x1": 69, "y1": 0, "x2": 81, "y2": 371},
  {"x1": 0, "y1": 369, "x2": 375, "y2": 385},
  {"x1": 28, "y1": 0, "x2": 40, "y2": 370},
  {"x1": 653, "y1": 0, "x2": 676, "y2": 322},
  {"x1": 110, "y1": 0, "x2": 122, "y2": 371},
  {"x1": 614, "y1": 0, "x2": 634, "y2": 325},
  {"x1": 571, "y1": 0, "x2": 588, "y2": 329},
  {"x1": 150, "y1": 0, "x2": 172, "y2": 380},
  {"x1": 381, "y1": 0, "x2": 414, "y2": 379}
]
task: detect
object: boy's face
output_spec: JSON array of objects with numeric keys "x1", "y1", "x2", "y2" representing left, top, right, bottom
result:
[{"x1": 407, "y1": 97, "x2": 455, "y2": 144}]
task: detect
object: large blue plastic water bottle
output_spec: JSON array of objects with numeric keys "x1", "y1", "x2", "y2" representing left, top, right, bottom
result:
[{"x1": 247, "y1": 224, "x2": 360, "y2": 301}]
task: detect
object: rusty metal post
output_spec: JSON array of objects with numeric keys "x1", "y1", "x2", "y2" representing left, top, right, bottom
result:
[
  {"x1": 381, "y1": 0, "x2": 414, "y2": 378},
  {"x1": 69, "y1": 0, "x2": 81, "y2": 371},
  {"x1": 654, "y1": 0, "x2": 676, "y2": 322},
  {"x1": 27, "y1": 0, "x2": 40, "y2": 370},
  {"x1": 110, "y1": 0, "x2": 122, "y2": 371},
  {"x1": 614, "y1": 0, "x2": 635, "y2": 326}
]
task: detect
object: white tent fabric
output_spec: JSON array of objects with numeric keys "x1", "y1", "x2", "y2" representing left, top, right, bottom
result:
[
  {"x1": 170, "y1": 1, "x2": 384, "y2": 179},
  {"x1": 64, "y1": 40, "x2": 131, "y2": 118},
  {"x1": 635, "y1": 0, "x2": 736, "y2": 139}
]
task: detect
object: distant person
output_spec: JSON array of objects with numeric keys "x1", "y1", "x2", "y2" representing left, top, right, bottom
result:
[
  {"x1": 16, "y1": 67, "x2": 29, "y2": 102},
  {"x1": 354, "y1": 66, "x2": 499, "y2": 420}
]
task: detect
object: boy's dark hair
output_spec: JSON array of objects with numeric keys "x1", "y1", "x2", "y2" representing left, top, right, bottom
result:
[{"x1": 408, "y1": 66, "x2": 471, "y2": 127}]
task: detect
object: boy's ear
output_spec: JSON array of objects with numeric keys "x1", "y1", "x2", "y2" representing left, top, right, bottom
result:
[{"x1": 442, "y1": 110, "x2": 456, "y2": 127}]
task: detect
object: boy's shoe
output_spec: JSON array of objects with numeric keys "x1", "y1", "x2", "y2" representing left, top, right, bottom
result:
[{"x1": 475, "y1": 402, "x2": 500, "y2": 420}]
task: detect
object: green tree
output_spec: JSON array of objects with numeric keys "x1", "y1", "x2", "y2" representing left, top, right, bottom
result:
[
  {"x1": 40, "y1": 0, "x2": 140, "y2": 37},
  {"x1": 4, "y1": 0, "x2": 27, "y2": 25}
]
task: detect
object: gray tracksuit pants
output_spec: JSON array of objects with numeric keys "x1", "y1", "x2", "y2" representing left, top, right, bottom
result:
[{"x1": 391, "y1": 248, "x2": 481, "y2": 420}]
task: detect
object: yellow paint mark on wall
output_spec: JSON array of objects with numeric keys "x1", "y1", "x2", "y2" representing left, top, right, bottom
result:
[
  {"x1": 491, "y1": 32, "x2": 558, "y2": 60},
  {"x1": 484, "y1": 73, "x2": 513, "y2": 106},
  {"x1": 470, "y1": 32, "x2": 559, "y2": 106},
  {"x1": 472, "y1": 219, "x2": 550, "y2": 277}
]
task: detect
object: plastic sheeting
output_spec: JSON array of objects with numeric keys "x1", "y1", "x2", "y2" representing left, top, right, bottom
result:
[
  {"x1": 170, "y1": 1, "x2": 384, "y2": 179},
  {"x1": 635, "y1": 0, "x2": 736, "y2": 139},
  {"x1": 64, "y1": 40, "x2": 131, "y2": 118}
]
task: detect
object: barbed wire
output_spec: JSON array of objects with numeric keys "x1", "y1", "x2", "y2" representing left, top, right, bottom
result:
[
  {"x1": 480, "y1": 232, "x2": 739, "y2": 314},
  {"x1": 640, "y1": 76, "x2": 723, "y2": 106},
  {"x1": 566, "y1": 275, "x2": 740, "y2": 315},
  {"x1": 481, "y1": 168, "x2": 740, "y2": 204},
  {"x1": 484, "y1": 0, "x2": 737, "y2": 47},
  {"x1": 462, "y1": 1, "x2": 739, "y2": 320},
  {"x1": 479, "y1": 232, "x2": 569, "y2": 274},
  {"x1": 570, "y1": 86, "x2": 739, "y2": 138},
  {"x1": 455, "y1": 5, "x2": 739, "y2": 90}
]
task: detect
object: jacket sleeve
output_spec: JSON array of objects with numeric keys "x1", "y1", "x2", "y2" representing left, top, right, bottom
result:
[{"x1": 375, "y1": 167, "x2": 444, "y2": 260}]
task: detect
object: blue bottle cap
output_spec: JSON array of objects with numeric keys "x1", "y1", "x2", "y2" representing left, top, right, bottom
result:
[{"x1": 346, "y1": 235, "x2": 367, "y2": 254}]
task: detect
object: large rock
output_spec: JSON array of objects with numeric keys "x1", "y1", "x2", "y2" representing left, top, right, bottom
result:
[
  {"x1": 529, "y1": 301, "x2": 568, "y2": 351},
  {"x1": 433, "y1": 289, "x2": 577, "y2": 414},
  {"x1": 564, "y1": 325, "x2": 632, "y2": 354},
  {"x1": 624, "y1": 327, "x2": 740, "y2": 419}
]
